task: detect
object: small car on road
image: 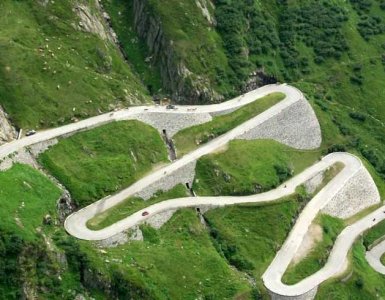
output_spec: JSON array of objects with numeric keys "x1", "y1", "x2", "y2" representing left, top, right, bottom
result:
[
  {"x1": 142, "y1": 211, "x2": 149, "y2": 217},
  {"x1": 166, "y1": 104, "x2": 175, "y2": 109},
  {"x1": 26, "y1": 130, "x2": 36, "y2": 136}
]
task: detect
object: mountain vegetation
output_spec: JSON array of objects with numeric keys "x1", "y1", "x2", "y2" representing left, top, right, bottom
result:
[{"x1": 2, "y1": 0, "x2": 385, "y2": 299}]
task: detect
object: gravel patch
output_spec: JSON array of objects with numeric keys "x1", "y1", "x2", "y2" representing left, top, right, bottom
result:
[
  {"x1": 0, "y1": 149, "x2": 39, "y2": 171},
  {"x1": 292, "y1": 224, "x2": 323, "y2": 265}
]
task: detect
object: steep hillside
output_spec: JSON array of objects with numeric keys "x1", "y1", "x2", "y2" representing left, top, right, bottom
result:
[
  {"x1": 107, "y1": 0, "x2": 385, "y2": 181},
  {"x1": 101, "y1": 0, "x2": 235, "y2": 103},
  {"x1": 3, "y1": 1, "x2": 385, "y2": 299},
  {"x1": 40, "y1": 120, "x2": 168, "y2": 207},
  {"x1": 0, "y1": 0, "x2": 149, "y2": 130},
  {"x1": 0, "y1": 164, "x2": 97, "y2": 299}
]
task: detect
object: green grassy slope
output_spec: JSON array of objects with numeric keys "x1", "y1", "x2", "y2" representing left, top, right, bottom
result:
[
  {"x1": 0, "y1": 164, "x2": 61, "y2": 241},
  {"x1": 0, "y1": 0, "x2": 149, "y2": 129},
  {"x1": 39, "y1": 120, "x2": 168, "y2": 207},
  {"x1": 100, "y1": 0, "x2": 163, "y2": 94},
  {"x1": 204, "y1": 199, "x2": 300, "y2": 297},
  {"x1": 214, "y1": 0, "x2": 385, "y2": 183},
  {"x1": 317, "y1": 241, "x2": 385, "y2": 299},
  {"x1": 81, "y1": 209, "x2": 252, "y2": 300},
  {"x1": 0, "y1": 164, "x2": 105, "y2": 299},
  {"x1": 0, "y1": 164, "x2": 195, "y2": 299},
  {"x1": 194, "y1": 140, "x2": 321, "y2": 196},
  {"x1": 363, "y1": 218, "x2": 385, "y2": 248}
]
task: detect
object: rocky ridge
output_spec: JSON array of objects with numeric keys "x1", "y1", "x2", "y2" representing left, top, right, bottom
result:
[{"x1": 132, "y1": 0, "x2": 224, "y2": 104}]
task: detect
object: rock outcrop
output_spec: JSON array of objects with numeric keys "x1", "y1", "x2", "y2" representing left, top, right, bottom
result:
[
  {"x1": 195, "y1": 0, "x2": 216, "y2": 25},
  {"x1": 0, "y1": 105, "x2": 16, "y2": 145},
  {"x1": 74, "y1": 2, "x2": 110, "y2": 42},
  {"x1": 57, "y1": 190, "x2": 76, "y2": 223},
  {"x1": 132, "y1": 0, "x2": 223, "y2": 104}
]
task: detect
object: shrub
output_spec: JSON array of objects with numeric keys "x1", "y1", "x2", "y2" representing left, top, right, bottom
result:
[
  {"x1": 349, "y1": 112, "x2": 367, "y2": 122},
  {"x1": 355, "y1": 277, "x2": 364, "y2": 289},
  {"x1": 350, "y1": 75, "x2": 364, "y2": 85},
  {"x1": 229, "y1": 255, "x2": 254, "y2": 271},
  {"x1": 327, "y1": 144, "x2": 347, "y2": 153},
  {"x1": 274, "y1": 164, "x2": 292, "y2": 183}
]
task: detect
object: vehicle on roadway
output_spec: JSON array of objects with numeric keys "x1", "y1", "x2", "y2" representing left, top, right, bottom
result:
[
  {"x1": 166, "y1": 104, "x2": 175, "y2": 109},
  {"x1": 142, "y1": 211, "x2": 149, "y2": 217},
  {"x1": 26, "y1": 130, "x2": 36, "y2": 136}
]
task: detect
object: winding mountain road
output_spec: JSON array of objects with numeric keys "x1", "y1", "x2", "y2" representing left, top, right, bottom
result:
[
  {"x1": 64, "y1": 84, "x2": 316, "y2": 241},
  {"x1": 366, "y1": 238, "x2": 385, "y2": 275},
  {"x1": 1, "y1": 83, "x2": 384, "y2": 299},
  {"x1": 64, "y1": 149, "x2": 384, "y2": 297},
  {"x1": 0, "y1": 84, "x2": 298, "y2": 159},
  {"x1": 263, "y1": 154, "x2": 383, "y2": 297}
]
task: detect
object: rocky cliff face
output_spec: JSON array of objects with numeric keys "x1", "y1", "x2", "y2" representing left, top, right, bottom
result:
[
  {"x1": 132, "y1": 0, "x2": 223, "y2": 104},
  {"x1": 0, "y1": 105, "x2": 16, "y2": 144}
]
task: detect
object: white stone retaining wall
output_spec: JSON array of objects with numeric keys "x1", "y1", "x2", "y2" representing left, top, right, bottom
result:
[
  {"x1": 28, "y1": 138, "x2": 58, "y2": 157},
  {"x1": 146, "y1": 209, "x2": 177, "y2": 229},
  {"x1": 236, "y1": 98, "x2": 321, "y2": 150},
  {"x1": 322, "y1": 167, "x2": 380, "y2": 219},
  {"x1": 134, "y1": 160, "x2": 197, "y2": 200},
  {"x1": 210, "y1": 106, "x2": 238, "y2": 117},
  {"x1": 303, "y1": 170, "x2": 325, "y2": 195},
  {"x1": 269, "y1": 287, "x2": 318, "y2": 300},
  {"x1": 0, "y1": 148, "x2": 39, "y2": 171},
  {"x1": 134, "y1": 112, "x2": 212, "y2": 137}
]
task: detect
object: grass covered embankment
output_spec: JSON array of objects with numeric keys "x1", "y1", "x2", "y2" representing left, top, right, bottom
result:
[{"x1": 40, "y1": 120, "x2": 168, "y2": 207}]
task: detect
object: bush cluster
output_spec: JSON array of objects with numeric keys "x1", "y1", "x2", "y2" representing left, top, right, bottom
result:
[
  {"x1": 215, "y1": 1, "x2": 349, "y2": 84},
  {"x1": 279, "y1": 1, "x2": 348, "y2": 72},
  {"x1": 350, "y1": 63, "x2": 364, "y2": 85},
  {"x1": 350, "y1": 0, "x2": 372, "y2": 12},
  {"x1": 208, "y1": 225, "x2": 255, "y2": 272},
  {"x1": 350, "y1": 0, "x2": 385, "y2": 39},
  {"x1": 215, "y1": 1, "x2": 279, "y2": 88},
  {"x1": 0, "y1": 229, "x2": 65, "y2": 299},
  {"x1": 357, "y1": 15, "x2": 385, "y2": 40}
]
